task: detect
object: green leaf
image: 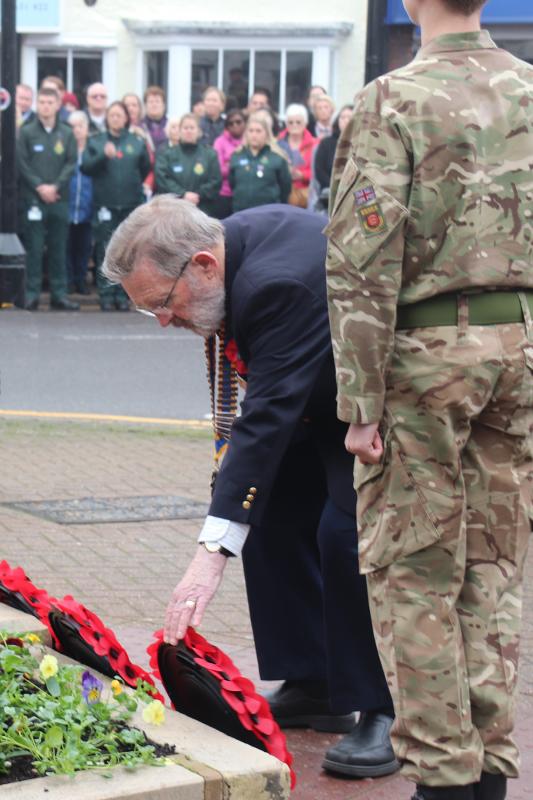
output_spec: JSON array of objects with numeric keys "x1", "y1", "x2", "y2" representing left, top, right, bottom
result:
[
  {"x1": 46, "y1": 677, "x2": 60, "y2": 697},
  {"x1": 45, "y1": 725, "x2": 64, "y2": 748}
]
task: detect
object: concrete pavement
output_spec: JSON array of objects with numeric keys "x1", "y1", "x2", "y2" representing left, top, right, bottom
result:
[{"x1": 0, "y1": 416, "x2": 531, "y2": 799}]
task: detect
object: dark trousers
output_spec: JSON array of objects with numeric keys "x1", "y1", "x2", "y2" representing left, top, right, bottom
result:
[
  {"x1": 67, "y1": 221, "x2": 92, "y2": 288},
  {"x1": 242, "y1": 435, "x2": 392, "y2": 714},
  {"x1": 94, "y1": 208, "x2": 133, "y2": 304},
  {"x1": 24, "y1": 201, "x2": 69, "y2": 303}
]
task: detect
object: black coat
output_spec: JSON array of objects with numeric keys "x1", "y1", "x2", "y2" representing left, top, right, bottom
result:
[
  {"x1": 208, "y1": 205, "x2": 355, "y2": 524},
  {"x1": 314, "y1": 133, "x2": 339, "y2": 190}
]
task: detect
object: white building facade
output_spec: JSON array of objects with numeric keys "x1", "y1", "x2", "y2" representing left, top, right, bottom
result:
[{"x1": 19, "y1": 0, "x2": 368, "y2": 116}]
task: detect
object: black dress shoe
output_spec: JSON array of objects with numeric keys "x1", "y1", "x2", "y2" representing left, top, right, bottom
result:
[
  {"x1": 322, "y1": 710, "x2": 400, "y2": 778},
  {"x1": 263, "y1": 681, "x2": 355, "y2": 733},
  {"x1": 50, "y1": 297, "x2": 80, "y2": 311},
  {"x1": 473, "y1": 772, "x2": 507, "y2": 800},
  {"x1": 24, "y1": 298, "x2": 39, "y2": 311},
  {"x1": 100, "y1": 301, "x2": 114, "y2": 311},
  {"x1": 115, "y1": 299, "x2": 130, "y2": 311},
  {"x1": 413, "y1": 785, "x2": 475, "y2": 800}
]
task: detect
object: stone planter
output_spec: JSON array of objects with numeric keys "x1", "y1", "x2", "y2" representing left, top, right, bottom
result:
[{"x1": 0, "y1": 605, "x2": 291, "y2": 800}]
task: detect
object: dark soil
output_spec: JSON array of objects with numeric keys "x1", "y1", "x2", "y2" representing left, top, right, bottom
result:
[
  {"x1": 0, "y1": 730, "x2": 176, "y2": 785},
  {"x1": 0, "y1": 754, "x2": 36, "y2": 785}
]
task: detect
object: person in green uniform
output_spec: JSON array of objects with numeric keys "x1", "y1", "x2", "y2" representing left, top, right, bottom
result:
[
  {"x1": 326, "y1": 1, "x2": 533, "y2": 799},
  {"x1": 81, "y1": 101, "x2": 151, "y2": 311},
  {"x1": 154, "y1": 114, "x2": 222, "y2": 216},
  {"x1": 17, "y1": 87, "x2": 78, "y2": 311},
  {"x1": 229, "y1": 114, "x2": 291, "y2": 212}
]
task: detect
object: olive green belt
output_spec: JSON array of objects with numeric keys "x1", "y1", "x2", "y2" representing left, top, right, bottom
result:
[{"x1": 396, "y1": 291, "x2": 533, "y2": 329}]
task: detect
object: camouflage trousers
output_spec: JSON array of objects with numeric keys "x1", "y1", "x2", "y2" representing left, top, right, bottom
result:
[{"x1": 356, "y1": 320, "x2": 533, "y2": 787}]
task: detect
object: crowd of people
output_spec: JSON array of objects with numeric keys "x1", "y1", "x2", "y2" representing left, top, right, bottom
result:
[{"x1": 15, "y1": 76, "x2": 353, "y2": 311}]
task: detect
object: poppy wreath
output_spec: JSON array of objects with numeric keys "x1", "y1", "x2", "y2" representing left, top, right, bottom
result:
[
  {"x1": 43, "y1": 594, "x2": 164, "y2": 702},
  {"x1": 0, "y1": 559, "x2": 53, "y2": 622},
  {"x1": 0, "y1": 560, "x2": 162, "y2": 702},
  {"x1": 147, "y1": 627, "x2": 296, "y2": 789}
]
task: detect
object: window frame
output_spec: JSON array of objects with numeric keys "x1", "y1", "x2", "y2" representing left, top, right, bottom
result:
[{"x1": 134, "y1": 34, "x2": 333, "y2": 118}]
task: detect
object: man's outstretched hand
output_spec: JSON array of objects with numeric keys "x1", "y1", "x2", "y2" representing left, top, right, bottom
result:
[
  {"x1": 164, "y1": 546, "x2": 227, "y2": 644},
  {"x1": 345, "y1": 422, "x2": 383, "y2": 464}
]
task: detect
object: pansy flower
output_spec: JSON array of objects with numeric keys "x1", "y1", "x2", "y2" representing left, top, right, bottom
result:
[
  {"x1": 39, "y1": 654, "x2": 59, "y2": 680},
  {"x1": 82, "y1": 670, "x2": 103, "y2": 704},
  {"x1": 142, "y1": 699, "x2": 165, "y2": 725}
]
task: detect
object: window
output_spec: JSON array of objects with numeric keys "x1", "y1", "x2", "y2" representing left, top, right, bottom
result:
[
  {"x1": 191, "y1": 50, "x2": 218, "y2": 104},
  {"x1": 37, "y1": 50, "x2": 67, "y2": 87},
  {"x1": 38, "y1": 49, "x2": 102, "y2": 107},
  {"x1": 223, "y1": 50, "x2": 249, "y2": 109},
  {"x1": 144, "y1": 51, "x2": 169, "y2": 95},
  {"x1": 190, "y1": 48, "x2": 313, "y2": 113},
  {"x1": 73, "y1": 52, "x2": 103, "y2": 100},
  {"x1": 285, "y1": 52, "x2": 313, "y2": 105},
  {"x1": 255, "y1": 52, "x2": 281, "y2": 112}
]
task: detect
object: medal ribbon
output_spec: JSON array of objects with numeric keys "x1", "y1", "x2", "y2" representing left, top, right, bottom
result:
[{"x1": 205, "y1": 322, "x2": 239, "y2": 490}]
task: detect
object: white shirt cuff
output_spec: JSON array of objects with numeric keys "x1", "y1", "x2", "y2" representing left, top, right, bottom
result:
[{"x1": 198, "y1": 515, "x2": 250, "y2": 557}]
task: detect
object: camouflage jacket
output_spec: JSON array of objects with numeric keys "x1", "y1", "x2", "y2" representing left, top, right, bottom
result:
[{"x1": 325, "y1": 31, "x2": 533, "y2": 424}]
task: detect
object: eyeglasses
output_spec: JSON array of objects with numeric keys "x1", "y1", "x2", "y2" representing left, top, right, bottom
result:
[{"x1": 135, "y1": 259, "x2": 190, "y2": 318}]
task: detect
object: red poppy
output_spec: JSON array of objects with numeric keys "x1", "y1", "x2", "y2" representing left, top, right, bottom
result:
[{"x1": 224, "y1": 339, "x2": 248, "y2": 376}]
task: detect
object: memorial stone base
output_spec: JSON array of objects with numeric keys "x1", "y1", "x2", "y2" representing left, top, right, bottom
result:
[{"x1": 0, "y1": 605, "x2": 291, "y2": 800}]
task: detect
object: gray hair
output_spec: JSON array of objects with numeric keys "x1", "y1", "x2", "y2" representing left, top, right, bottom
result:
[
  {"x1": 102, "y1": 194, "x2": 225, "y2": 283},
  {"x1": 68, "y1": 110, "x2": 89, "y2": 128},
  {"x1": 284, "y1": 103, "x2": 309, "y2": 125}
]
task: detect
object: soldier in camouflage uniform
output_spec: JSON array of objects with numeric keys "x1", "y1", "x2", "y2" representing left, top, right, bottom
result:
[{"x1": 325, "y1": 1, "x2": 533, "y2": 799}]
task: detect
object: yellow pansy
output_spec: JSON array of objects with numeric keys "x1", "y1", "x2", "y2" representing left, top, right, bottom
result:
[
  {"x1": 39, "y1": 654, "x2": 59, "y2": 680},
  {"x1": 24, "y1": 633, "x2": 41, "y2": 644},
  {"x1": 142, "y1": 700, "x2": 165, "y2": 726},
  {"x1": 110, "y1": 679, "x2": 123, "y2": 697}
]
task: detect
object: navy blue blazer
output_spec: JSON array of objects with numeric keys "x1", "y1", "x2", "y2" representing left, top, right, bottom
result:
[{"x1": 208, "y1": 205, "x2": 355, "y2": 524}]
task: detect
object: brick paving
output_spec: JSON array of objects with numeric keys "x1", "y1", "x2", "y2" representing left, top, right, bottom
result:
[{"x1": 0, "y1": 416, "x2": 531, "y2": 799}]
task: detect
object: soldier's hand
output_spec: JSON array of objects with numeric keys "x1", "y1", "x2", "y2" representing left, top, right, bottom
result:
[
  {"x1": 163, "y1": 546, "x2": 227, "y2": 644},
  {"x1": 345, "y1": 422, "x2": 383, "y2": 464},
  {"x1": 104, "y1": 142, "x2": 117, "y2": 158}
]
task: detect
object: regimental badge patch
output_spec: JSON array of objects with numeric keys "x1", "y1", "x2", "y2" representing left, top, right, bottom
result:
[
  {"x1": 53, "y1": 139, "x2": 64, "y2": 155},
  {"x1": 354, "y1": 185, "x2": 376, "y2": 206},
  {"x1": 126, "y1": 144, "x2": 134, "y2": 154},
  {"x1": 358, "y1": 202, "x2": 387, "y2": 236},
  {"x1": 193, "y1": 163, "x2": 205, "y2": 175}
]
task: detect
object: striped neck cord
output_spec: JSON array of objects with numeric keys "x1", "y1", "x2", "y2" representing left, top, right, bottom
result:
[{"x1": 205, "y1": 322, "x2": 239, "y2": 490}]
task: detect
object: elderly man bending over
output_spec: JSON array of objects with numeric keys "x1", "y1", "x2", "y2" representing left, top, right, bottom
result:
[{"x1": 102, "y1": 195, "x2": 396, "y2": 778}]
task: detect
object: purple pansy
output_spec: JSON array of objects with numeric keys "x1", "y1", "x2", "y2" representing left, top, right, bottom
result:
[{"x1": 82, "y1": 670, "x2": 103, "y2": 704}]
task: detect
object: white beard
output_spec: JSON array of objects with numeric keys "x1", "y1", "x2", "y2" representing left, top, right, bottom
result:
[{"x1": 173, "y1": 271, "x2": 226, "y2": 338}]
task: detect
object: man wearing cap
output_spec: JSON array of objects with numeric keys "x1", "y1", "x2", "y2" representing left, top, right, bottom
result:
[
  {"x1": 102, "y1": 195, "x2": 398, "y2": 778},
  {"x1": 325, "y1": 0, "x2": 533, "y2": 798}
]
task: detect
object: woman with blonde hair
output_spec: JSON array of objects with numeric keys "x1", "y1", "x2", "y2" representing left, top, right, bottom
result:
[
  {"x1": 154, "y1": 113, "x2": 221, "y2": 215},
  {"x1": 230, "y1": 113, "x2": 291, "y2": 212},
  {"x1": 277, "y1": 103, "x2": 317, "y2": 208},
  {"x1": 312, "y1": 94, "x2": 336, "y2": 139}
]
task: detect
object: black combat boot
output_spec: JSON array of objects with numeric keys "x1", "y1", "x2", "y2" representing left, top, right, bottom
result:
[
  {"x1": 473, "y1": 771, "x2": 507, "y2": 800},
  {"x1": 412, "y1": 784, "x2": 475, "y2": 800}
]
